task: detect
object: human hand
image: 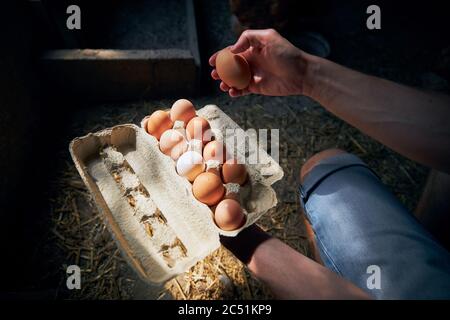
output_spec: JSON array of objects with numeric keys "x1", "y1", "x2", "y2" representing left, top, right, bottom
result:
[{"x1": 209, "y1": 29, "x2": 309, "y2": 97}]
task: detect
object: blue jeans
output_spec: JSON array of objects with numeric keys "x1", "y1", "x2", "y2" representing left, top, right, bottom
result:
[{"x1": 300, "y1": 153, "x2": 450, "y2": 299}]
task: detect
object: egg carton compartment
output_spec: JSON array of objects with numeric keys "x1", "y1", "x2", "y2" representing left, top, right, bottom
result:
[
  {"x1": 141, "y1": 104, "x2": 283, "y2": 236},
  {"x1": 70, "y1": 105, "x2": 283, "y2": 283},
  {"x1": 99, "y1": 146, "x2": 188, "y2": 268},
  {"x1": 70, "y1": 125, "x2": 220, "y2": 283}
]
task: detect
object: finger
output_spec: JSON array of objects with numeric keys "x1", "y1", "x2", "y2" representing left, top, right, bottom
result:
[
  {"x1": 228, "y1": 88, "x2": 241, "y2": 97},
  {"x1": 229, "y1": 87, "x2": 251, "y2": 98},
  {"x1": 211, "y1": 69, "x2": 220, "y2": 80},
  {"x1": 240, "y1": 88, "x2": 252, "y2": 96},
  {"x1": 230, "y1": 29, "x2": 269, "y2": 54},
  {"x1": 220, "y1": 81, "x2": 230, "y2": 92},
  {"x1": 209, "y1": 51, "x2": 219, "y2": 66},
  {"x1": 230, "y1": 31, "x2": 253, "y2": 54},
  {"x1": 239, "y1": 48, "x2": 253, "y2": 62}
]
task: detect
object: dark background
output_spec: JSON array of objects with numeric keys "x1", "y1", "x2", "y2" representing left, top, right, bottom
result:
[{"x1": 0, "y1": 0, "x2": 448, "y2": 298}]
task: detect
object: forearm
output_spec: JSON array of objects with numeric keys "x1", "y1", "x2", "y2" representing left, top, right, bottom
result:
[
  {"x1": 302, "y1": 52, "x2": 450, "y2": 173},
  {"x1": 221, "y1": 226, "x2": 370, "y2": 299},
  {"x1": 248, "y1": 237, "x2": 370, "y2": 299}
]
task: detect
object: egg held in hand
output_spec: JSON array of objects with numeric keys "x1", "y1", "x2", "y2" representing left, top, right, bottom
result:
[
  {"x1": 176, "y1": 151, "x2": 205, "y2": 182},
  {"x1": 214, "y1": 199, "x2": 246, "y2": 231},
  {"x1": 146, "y1": 110, "x2": 173, "y2": 140},
  {"x1": 216, "y1": 48, "x2": 251, "y2": 90},
  {"x1": 159, "y1": 129, "x2": 188, "y2": 161},
  {"x1": 170, "y1": 99, "x2": 196, "y2": 126},
  {"x1": 192, "y1": 172, "x2": 225, "y2": 206}
]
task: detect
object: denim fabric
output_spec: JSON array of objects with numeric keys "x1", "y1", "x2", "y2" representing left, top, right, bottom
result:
[{"x1": 300, "y1": 153, "x2": 450, "y2": 299}]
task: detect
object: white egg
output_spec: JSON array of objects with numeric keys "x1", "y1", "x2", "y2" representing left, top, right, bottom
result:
[{"x1": 176, "y1": 151, "x2": 205, "y2": 182}]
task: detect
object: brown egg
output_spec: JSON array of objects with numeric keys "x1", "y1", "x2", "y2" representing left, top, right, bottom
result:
[
  {"x1": 216, "y1": 48, "x2": 251, "y2": 90},
  {"x1": 192, "y1": 172, "x2": 225, "y2": 206},
  {"x1": 186, "y1": 117, "x2": 212, "y2": 145},
  {"x1": 146, "y1": 110, "x2": 173, "y2": 140},
  {"x1": 170, "y1": 99, "x2": 196, "y2": 126},
  {"x1": 214, "y1": 199, "x2": 246, "y2": 231},
  {"x1": 203, "y1": 141, "x2": 227, "y2": 164},
  {"x1": 159, "y1": 129, "x2": 188, "y2": 160},
  {"x1": 222, "y1": 158, "x2": 248, "y2": 185}
]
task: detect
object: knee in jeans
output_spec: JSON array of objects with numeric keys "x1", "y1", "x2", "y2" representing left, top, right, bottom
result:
[{"x1": 300, "y1": 148, "x2": 348, "y2": 184}]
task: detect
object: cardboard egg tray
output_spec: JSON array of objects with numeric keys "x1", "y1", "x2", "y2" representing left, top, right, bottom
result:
[{"x1": 69, "y1": 104, "x2": 283, "y2": 283}]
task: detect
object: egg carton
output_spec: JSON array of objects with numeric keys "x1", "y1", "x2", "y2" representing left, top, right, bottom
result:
[{"x1": 69, "y1": 104, "x2": 283, "y2": 284}]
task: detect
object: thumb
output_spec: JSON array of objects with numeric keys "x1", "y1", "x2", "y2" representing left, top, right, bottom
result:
[{"x1": 230, "y1": 29, "x2": 263, "y2": 54}]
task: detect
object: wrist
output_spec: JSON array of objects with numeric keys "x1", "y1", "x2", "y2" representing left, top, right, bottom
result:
[
  {"x1": 299, "y1": 50, "x2": 322, "y2": 98},
  {"x1": 219, "y1": 224, "x2": 272, "y2": 265}
]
